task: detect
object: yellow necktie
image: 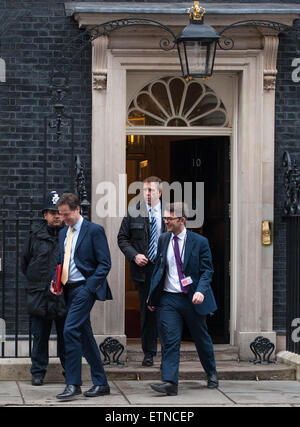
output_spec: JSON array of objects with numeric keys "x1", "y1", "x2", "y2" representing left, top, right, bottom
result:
[{"x1": 61, "y1": 226, "x2": 74, "y2": 285}]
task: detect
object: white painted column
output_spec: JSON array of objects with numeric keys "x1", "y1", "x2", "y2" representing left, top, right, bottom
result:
[
  {"x1": 234, "y1": 45, "x2": 278, "y2": 359},
  {"x1": 261, "y1": 36, "x2": 279, "y2": 333},
  {"x1": 90, "y1": 38, "x2": 127, "y2": 354}
]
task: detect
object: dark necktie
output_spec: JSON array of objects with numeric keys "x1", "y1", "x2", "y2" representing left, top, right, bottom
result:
[
  {"x1": 148, "y1": 208, "x2": 157, "y2": 262},
  {"x1": 173, "y1": 235, "x2": 189, "y2": 294}
]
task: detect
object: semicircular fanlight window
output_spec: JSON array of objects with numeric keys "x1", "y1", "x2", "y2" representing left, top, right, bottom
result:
[{"x1": 127, "y1": 76, "x2": 228, "y2": 127}]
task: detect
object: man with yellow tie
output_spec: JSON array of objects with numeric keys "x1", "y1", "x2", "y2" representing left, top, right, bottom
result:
[{"x1": 51, "y1": 193, "x2": 112, "y2": 401}]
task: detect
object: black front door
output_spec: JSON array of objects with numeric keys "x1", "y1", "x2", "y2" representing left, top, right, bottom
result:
[{"x1": 170, "y1": 137, "x2": 230, "y2": 343}]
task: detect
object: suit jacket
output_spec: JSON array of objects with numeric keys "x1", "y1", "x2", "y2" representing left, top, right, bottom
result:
[
  {"x1": 58, "y1": 219, "x2": 112, "y2": 301},
  {"x1": 148, "y1": 230, "x2": 217, "y2": 316},
  {"x1": 117, "y1": 201, "x2": 165, "y2": 283}
]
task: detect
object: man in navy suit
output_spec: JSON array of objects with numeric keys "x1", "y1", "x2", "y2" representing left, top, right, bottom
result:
[
  {"x1": 51, "y1": 193, "x2": 112, "y2": 401},
  {"x1": 148, "y1": 202, "x2": 218, "y2": 396}
]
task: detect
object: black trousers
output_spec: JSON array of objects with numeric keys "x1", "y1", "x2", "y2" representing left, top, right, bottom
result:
[
  {"x1": 135, "y1": 263, "x2": 157, "y2": 357},
  {"x1": 31, "y1": 316, "x2": 65, "y2": 377}
]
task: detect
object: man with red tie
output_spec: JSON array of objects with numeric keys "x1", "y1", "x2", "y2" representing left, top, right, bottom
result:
[{"x1": 148, "y1": 202, "x2": 218, "y2": 396}]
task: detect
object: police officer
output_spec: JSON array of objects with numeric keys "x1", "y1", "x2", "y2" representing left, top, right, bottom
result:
[{"x1": 21, "y1": 191, "x2": 66, "y2": 386}]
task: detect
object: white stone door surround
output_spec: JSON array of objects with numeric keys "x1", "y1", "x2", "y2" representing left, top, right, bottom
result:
[{"x1": 71, "y1": 8, "x2": 295, "y2": 359}]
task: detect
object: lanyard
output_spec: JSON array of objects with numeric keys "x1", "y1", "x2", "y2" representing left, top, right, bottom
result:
[{"x1": 172, "y1": 234, "x2": 187, "y2": 275}]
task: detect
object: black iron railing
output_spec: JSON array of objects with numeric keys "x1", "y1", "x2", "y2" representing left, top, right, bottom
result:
[
  {"x1": 285, "y1": 217, "x2": 300, "y2": 355},
  {"x1": 282, "y1": 151, "x2": 300, "y2": 355},
  {"x1": 0, "y1": 197, "x2": 42, "y2": 357},
  {"x1": 0, "y1": 157, "x2": 90, "y2": 357}
]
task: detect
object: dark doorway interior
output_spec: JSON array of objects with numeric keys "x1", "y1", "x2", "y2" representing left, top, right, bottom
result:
[
  {"x1": 125, "y1": 135, "x2": 230, "y2": 343},
  {"x1": 170, "y1": 137, "x2": 230, "y2": 343}
]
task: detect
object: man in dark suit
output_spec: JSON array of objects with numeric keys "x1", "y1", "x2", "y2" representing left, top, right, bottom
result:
[
  {"x1": 51, "y1": 193, "x2": 112, "y2": 401},
  {"x1": 118, "y1": 176, "x2": 164, "y2": 367},
  {"x1": 148, "y1": 202, "x2": 218, "y2": 396}
]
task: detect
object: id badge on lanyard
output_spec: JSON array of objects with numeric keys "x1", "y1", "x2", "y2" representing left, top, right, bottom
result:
[{"x1": 173, "y1": 236, "x2": 193, "y2": 287}]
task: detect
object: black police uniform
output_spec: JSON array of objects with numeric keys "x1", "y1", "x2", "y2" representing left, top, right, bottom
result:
[{"x1": 21, "y1": 191, "x2": 66, "y2": 384}]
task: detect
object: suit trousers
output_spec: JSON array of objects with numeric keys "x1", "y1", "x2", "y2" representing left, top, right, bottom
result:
[
  {"x1": 63, "y1": 285, "x2": 108, "y2": 386},
  {"x1": 158, "y1": 292, "x2": 216, "y2": 385},
  {"x1": 135, "y1": 262, "x2": 158, "y2": 357}
]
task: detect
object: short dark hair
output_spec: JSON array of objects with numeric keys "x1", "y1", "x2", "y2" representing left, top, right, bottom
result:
[
  {"x1": 164, "y1": 202, "x2": 189, "y2": 219},
  {"x1": 57, "y1": 193, "x2": 80, "y2": 211},
  {"x1": 143, "y1": 176, "x2": 162, "y2": 190}
]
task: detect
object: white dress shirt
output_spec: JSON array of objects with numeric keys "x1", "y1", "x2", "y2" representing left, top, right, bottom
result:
[
  {"x1": 64, "y1": 215, "x2": 85, "y2": 283},
  {"x1": 164, "y1": 227, "x2": 187, "y2": 293}
]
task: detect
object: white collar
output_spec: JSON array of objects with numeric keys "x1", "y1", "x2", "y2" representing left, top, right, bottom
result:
[
  {"x1": 72, "y1": 215, "x2": 83, "y2": 231},
  {"x1": 173, "y1": 227, "x2": 187, "y2": 240},
  {"x1": 147, "y1": 200, "x2": 161, "y2": 213}
]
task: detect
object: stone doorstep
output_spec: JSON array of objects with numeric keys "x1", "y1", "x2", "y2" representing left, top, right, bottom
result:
[
  {"x1": 126, "y1": 344, "x2": 239, "y2": 362},
  {"x1": 0, "y1": 358, "x2": 296, "y2": 382},
  {"x1": 104, "y1": 361, "x2": 296, "y2": 382},
  {"x1": 277, "y1": 351, "x2": 300, "y2": 381}
]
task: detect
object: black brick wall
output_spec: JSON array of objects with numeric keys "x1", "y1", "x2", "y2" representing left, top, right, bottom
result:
[
  {"x1": 0, "y1": 0, "x2": 92, "y2": 206},
  {"x1": 0, "y1": 0, "x2": 93, "y2": 337},
  {"x1": 1, "y1": 0, "x2": 300, "y2": 338},
  {"x1": 274, "y1": 28, "x2": 300, "y2": 334}
]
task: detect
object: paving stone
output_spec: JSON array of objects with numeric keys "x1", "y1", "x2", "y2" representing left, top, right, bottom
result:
[
  {"x1": 1, "y1": 380, "x2": 300, "y2": 407},
  {"x1": 218, "y1": 380, "x2": 300, "y2": 405},
  {"x1": 0, "y1": 382, "x2": 23, "y2": 406},
  {"x1": 114, "y1": 380, "x2": 233, "y2": 406},
  {"x1": 18, "y1": 381, "x2": 128, "y2": 406}
]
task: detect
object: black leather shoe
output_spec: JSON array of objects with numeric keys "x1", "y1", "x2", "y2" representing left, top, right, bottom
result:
[
  {"x1": 32, "y1": 375, "x2": 44, "y2": 386},
  {"x1": 150, "y1": 382, "x2": 178, "y2": 396},
  {"x1": 142, "y1": 355, "x2": 153, "y2": 367},
  {"x1": 207, "y1": 373, "x2": 219, "y2": 389},
  {"x1": 83, "y1": 385, "x2": 110, "y2": 397},
  {"x1": 56, "y1": 385, "x2": 82, "y2": 400}
]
